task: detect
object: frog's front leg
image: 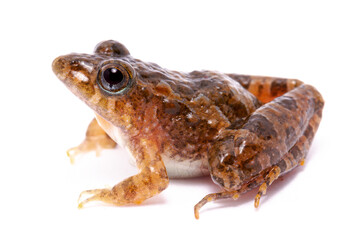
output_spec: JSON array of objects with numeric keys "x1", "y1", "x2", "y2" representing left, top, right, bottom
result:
[
  {"x1": 195, "y1": 83, "x2": 324, "y2": 219},
  {"x1": 67, "y1": 118, "x2": 117, "y2": 163},
  {"x1": 78, "y1": 138, "x2": 169, "y2": 208}
]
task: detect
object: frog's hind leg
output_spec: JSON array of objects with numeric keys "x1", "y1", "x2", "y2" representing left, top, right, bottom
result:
[
  {"x1": 227, "y1": 74, "x2": 303, "y2": 104},
  {"x1": 194, "y1": 165, "x2": 278, "y2": 219},
  {"x1": 254, "y1": 105, "x2": 323, "y2": 208},
  {"x1": 67, "y1": 118, "x2": 117, "y2": 163},
  {"x1": 195, "y1": 157, "x2": 299, "y2": 219},
  {"x1": 195, "y1": 84, "x2": 324, "y2": 219}
]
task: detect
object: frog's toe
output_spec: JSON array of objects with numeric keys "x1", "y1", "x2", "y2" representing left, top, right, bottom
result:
[
  {"x1": 194, "y1": 191, "x2": 243, "y2": 219},
  {"x1": 254, "y1": 166, "x2": 281, "y2": 208},
  {"x1": 66, "y1": 136, "x2": 117, "y2": 164},
  {"x1": 67, "y1": 147, "x2": 81, "y2": 164},
  {"x1": 77, "y1": 188, "x2": 112, "y2": 209}
]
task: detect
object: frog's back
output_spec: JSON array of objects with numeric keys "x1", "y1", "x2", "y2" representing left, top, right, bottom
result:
[{"x1": 134, "y1": 60, "x2": 261, "y2": 125}]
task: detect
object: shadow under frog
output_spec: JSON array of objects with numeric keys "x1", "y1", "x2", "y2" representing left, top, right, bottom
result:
[{"x1": 52, "y1": 40, "x2": 324, "y2": 219}]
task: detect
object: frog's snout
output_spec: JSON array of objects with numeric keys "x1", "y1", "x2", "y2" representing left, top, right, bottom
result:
[
  {"x1": 53, "y1": 54, "x2": 95, "y2": 85},
  {"x1": 52, "y1": 56, "x2": 67, "y2": 81}
]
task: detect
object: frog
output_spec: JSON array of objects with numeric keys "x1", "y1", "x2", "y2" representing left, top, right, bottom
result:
[{"x1": 52, "y1": 40, "x2": 324, "y2": 219}]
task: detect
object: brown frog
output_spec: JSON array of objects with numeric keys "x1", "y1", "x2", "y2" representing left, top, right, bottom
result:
[{"x1": 52, "y1": 40, "x2": 324, "y2": 219}]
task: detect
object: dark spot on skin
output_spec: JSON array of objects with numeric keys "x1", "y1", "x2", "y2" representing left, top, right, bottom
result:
[
  {"x1": 290, "y1": 146, "x2": 302, "y2": 161},
  {"x1": 198, "y1": 80, "x2": 211, "y2": 88},
  {"x1": 177, "y1": 84, "x2": 195, "y2": 95},
  {"x1": 121, "y1": 179, "x2": 138, "y2": 201},
  {"x1": 304, "y1": 125, "x2": 314, "y2": 142},
  {"x1": 227, "y1": 74, "x2": 252, "y2": 89},
  {"x1": 232, "y1": 101, "x2": 249, "y2": 117},
  {"x1": 163, "y1": 100, "x2": 180, "y2": 115},
  {"x1": 242, "y1": 157, "x2": 262, "y2": 175},
  {"x1": 315, "y1": 99, "x2": 325, "y2": 114},
  {"x1": 229, "y1": 179, "x2": 235, "y2": 188},
  {"x1": 276, "y1": 96, "x2": 297, "y2": 110},
  {"x1": 258, "y1": 84, "x2": 264, "y2": 96},
  {"x1": 247, "y1": 181, "x2": 259, "y2": 189},
  {"x1": 227, "y1": 118, "x2": 247, "y2": 130},
  {"x1": 277, "y1": 159, "x2": 287, "y2": 172},
  {"x1": 189, "y1": 70, "x2": 206, "y2": 79},
  {"x1": 216, "y1": 163, "x2": 225, "y2": 172},
  {"x1": 262, "y1": 170, "x2": 268, "y2": 178},
  {"x1": 243, "y1": 114, "x2": 278, "y2": 140},
  {"x1": 263, "y1": 147, "x2": 281, "y2": 165},
  {"x1": 270, "y1": 78, "x2": 287, "y2": 97},
  {"x1": 97, "y1": 96, "x2": 108, "y2": 108},
  {"x1": 222, "y1": 155, "x2": 235, "y2": 165},
  {"x1": 158, "y1": 168, "x2": 168, "y2": 179},
  {"x1": 265, "y1": 178, "x2": 270, "y2": 186}
]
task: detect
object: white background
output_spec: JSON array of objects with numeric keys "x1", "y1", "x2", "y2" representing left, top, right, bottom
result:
[{"x1": 1, "y1": 0, "x2": 359, "y2": 239}]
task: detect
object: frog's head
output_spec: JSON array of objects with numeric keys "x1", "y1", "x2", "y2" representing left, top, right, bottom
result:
[{"x1": 52, "y1": 40, "x2": 160, "y2": 133}]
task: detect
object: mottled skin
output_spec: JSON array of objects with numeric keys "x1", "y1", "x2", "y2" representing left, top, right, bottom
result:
[{"x1": 52, "y1": 40, "x2": 324, "y2": 219}]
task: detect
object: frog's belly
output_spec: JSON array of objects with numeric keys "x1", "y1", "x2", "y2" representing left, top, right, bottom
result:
[
  {"x1": 126, "y1": 150, "x2": 209, "y2": 178},
  {"x1": 161, "y1": 153, "x2": 210, "y2": 178}
]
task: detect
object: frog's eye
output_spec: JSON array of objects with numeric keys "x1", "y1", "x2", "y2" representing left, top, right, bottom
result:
[{"x1": 97, "y1": 63, "x2": 134, "y2": 95}]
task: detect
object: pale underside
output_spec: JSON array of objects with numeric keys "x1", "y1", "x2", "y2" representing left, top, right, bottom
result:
[{"x1": 95, "y1": 114, "x2": 210, "y2": 178}]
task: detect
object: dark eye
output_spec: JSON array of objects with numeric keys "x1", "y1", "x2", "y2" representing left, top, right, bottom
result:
[
  {"x1": 97, "y1": 63, "x2": 134, "y2": 94},
  {"x1": 103, "y1": 67, "x2": 124, "y2": 89}
]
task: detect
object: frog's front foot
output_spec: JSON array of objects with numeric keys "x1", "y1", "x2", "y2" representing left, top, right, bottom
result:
[
  {"x1": 78, "y1": 187, "x2": 144, "y2": 208},
  {"x1": 78, "y1": 169, "x2": 169, "y2": 208},
  {"x1": 67, "y1": 136, "x2": 116, "y2": 164},
  {"x1": 68, "y1": 118, "x2": 117, "y2": 164}
]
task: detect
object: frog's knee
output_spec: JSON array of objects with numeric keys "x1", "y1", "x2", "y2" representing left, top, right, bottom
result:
[{"x1": 208, "y1": 162, "x2": 243, "y2": 191}]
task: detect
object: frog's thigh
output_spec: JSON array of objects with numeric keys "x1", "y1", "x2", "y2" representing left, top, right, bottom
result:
[
  {"x1": 254, "y1": 116, "x2": 320, "y2": 208},
  {"x1": 67, "y1": 118, "x2": 117, "y2": 163},
  {"x1": 228, "y1": 74, "x2": 303, "y2": 103},
  {"x1": 255, "y1": 90, "x2": 324, "y2": 207}
]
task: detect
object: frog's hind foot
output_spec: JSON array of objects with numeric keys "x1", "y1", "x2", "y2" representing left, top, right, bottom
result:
[
  {"x1": 254, "y1": 166, "x2": 281, "y2": 208},
  {"x1": 67, "y1": 118, "x2": 117, "y2": 164},
  {"x1": 194, "y1": 166, "x2": 282, "y2": 219}
]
